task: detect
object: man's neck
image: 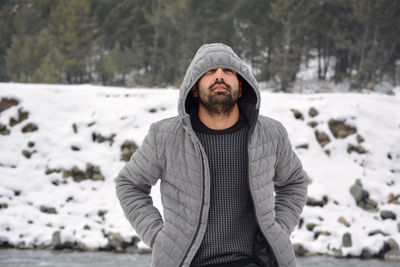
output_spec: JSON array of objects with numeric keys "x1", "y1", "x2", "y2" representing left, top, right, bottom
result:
[{"x1": 197, "y1": 104, "x2": 240, "y2": 130}]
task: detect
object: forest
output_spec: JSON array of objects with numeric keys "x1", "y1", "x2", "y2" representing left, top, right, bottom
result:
[{"x1": 1, "y1": 0, "x2": 400, "y2": 91}]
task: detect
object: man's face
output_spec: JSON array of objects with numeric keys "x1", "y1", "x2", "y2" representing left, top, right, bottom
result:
[{"x1": 193, "y1": 68, "x2": 242, "y2": 114}]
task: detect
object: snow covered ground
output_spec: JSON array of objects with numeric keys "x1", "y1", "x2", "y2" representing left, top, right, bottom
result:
[{"x1": 0, "y1": 82, "x2": 399, "y2": 257}]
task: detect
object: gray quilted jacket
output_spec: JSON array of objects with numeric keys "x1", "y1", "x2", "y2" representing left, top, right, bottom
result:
[{"x1": 115, "y1": 43, "x2": 308, "y2": 267}]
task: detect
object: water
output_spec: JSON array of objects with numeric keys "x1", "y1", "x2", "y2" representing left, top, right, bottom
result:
[{"x1": 0, "y1": 249, "x2": 398, "y2": 267}]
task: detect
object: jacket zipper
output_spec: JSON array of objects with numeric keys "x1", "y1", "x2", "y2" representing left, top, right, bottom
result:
[
  {"x1": 178, "y1": 141, "x2": 206, "y2": 267},
  {"x1": 247, "y1": 143, "x2": 282, "y2": 267}
]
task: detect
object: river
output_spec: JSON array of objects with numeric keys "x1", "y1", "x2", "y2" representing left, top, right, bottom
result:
[{"x1": 0, "y1": 249, "x2": 398, "y2": 267}]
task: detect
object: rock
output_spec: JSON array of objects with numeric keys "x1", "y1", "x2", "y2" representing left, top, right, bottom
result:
[
  {"x1": 331, "y1": 248, "x2": 343, "y2": 258},
  {"x1": 22, "y1": 150, "x2": 32, "y2": 159},
  {"x1": 306, "y1": 223, "x2": 318, "y2": 231},
  {"x1": 293, "y1": 243, "x2": 308, "y2": 256},
  {"x1": 362, "y1": 198, "x2": 378, "y2": 212},
  {"x1": 314, "y1": 231, "x2": 331, "y2": 240},
  {"x1": 92, "y1": 132, "x2": 116, "y2": 145},
  {"x1": 51, "y1": 231, "x2": 62, "y2": 249},
  {"x1": 324, "y1": 149, "x2": 331, "y2": 156},
  {"x1": 388, "y1": 238, "x2": 399, "y2": 251},
  {"x1": 128, "y1": 236, "x2": 141, "y2": 249},
  {"x1": 349, "y1": 179, "x2": 377, "y2": 211},
  {"x1": 350, "y1": 181, "x2": 366, "y2": 203},
  {"x1": 328, "y1": 119, "x2": 357, "y2": 139},
  {"x1": 308, "y1": 107, "x2": 319, "y2": 117},
  {"x1": 379, "y1": 241, "x2": 393, "y2": 258},
  {"x1": 380, "y1": 210, "x2": 396, "y2": 220},
  {"x1": 347, "y1": 144, "x2": 367, "y2": 154},
  {"x1": 107, "y1": 232, "x2": 125, "y2": 250},
  {"x1": 83, "y1": 225, "x2": 91, "y2": 230},
  {"x1": 368, "y1": 230, "x2": 389, "y2": 236},
  {"x1": 315, "y1": 130, "x2": 331, "y2": 147},
  {"x1": 92, "y1": 165, "x2": 100, "y2": 173},
  {"x1": 290, "y1": 109, "x2": 304, "y2": 120},
  {"x1": 9, "y1": 108, "x2": 29, "y2": 126},
  {"x1": 397, "y1": 223, "x2": 400, "y2": 233},
  {"x1": 92, "y1": 173, "x2": 105, "y2": 181},
  {"x1": 0, "y1": 203, "x2": 8, "y2": 209},
  {"x1": 357, "y1": 134, "x2": 365, "y2": 143},
  {"x1": 388, "y1": 193, "x2": 400, "y2": 204},
  {"x1": 384, "y1": 250, "x2": 400, "y2": 261},
  {"x1": 361, "y1": 248, "x2": 373, "y2": 259},
  {"x1": 337, "y1": 216, "x2": 350, "y2": 227},
  {"x1": 298, "y1": 217, "x2": 304, "y2": 229},
  {"x1": 342, "y1": 232, "x2": 352, "y2": 247},
  {"x1": 77, "y1": 241, "x2": 88, "y2": 251},
  {"x1": 45, "y1": 168, "x2": 61, "y2": 175},
  {"x1": 72, "y1": 123, "x2": 78, "y2": 134},
  {"x1": 86, "y1": 163, "x2": 105, "y2": 181},
  {"x1": 62, "y1": 169, "x2": 71, "y2": 178},
  {"x1": 71, "y1": 145, "x2": 80, "y2": 151},
  {"x1": 149, "y1": 108, "x2": 157, "y2": 113},
  {"x1": 62, "y1": 164, "x2": 105, "y2": 182},
  {"x1": 27, "y1": 141, "x2": 35, "y2": 147},
  {"x1": 0, "y1": 239, "x2": 13, "y2": 248},
  {"x1": 307, "y1": 121, "x2": 318, "y2": 128},
  {"x1": 0, "y1": 97, "x2": 19, "y2": 113},
  {"x1": 70, "y1": 166, "x2": 86, "y2": 182},
  {"x1": 21, "y1": 123, "x2": 38, "y2": 133},
  {"x1": 0, "y1": 123, "x2": 10, "y2": 135},
  {"x1": 98, "y1": 209, "x2": 108, "y2": 217},
  {"x1": 38, "y1": 242, "x2": 51, "y2": 249},
  {"x1": 306, "y1": 196, "x2": 328, "y2": 207},
  {"x1": 16, "y1": 241, "x2": 26, "y2": 249},
  {"x1": 391, "y1": 168, "x2": 400, "y2": 174},
  {"x1": 121, "y1": 140, "x2": 138, "y2": 162},
  {"x1": 40, "y1": 205, "x2": 57, "y2": 214},
  {"x1": 296, "y1": 144, "x2": 309, "y2": 149}
]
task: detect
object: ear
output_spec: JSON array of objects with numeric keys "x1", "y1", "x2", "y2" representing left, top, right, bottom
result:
[
  {"x1": 239, "y1": 81, "x2": 243, "y2": 98},
  {"x1": 192, "y1": 84, "x2": 199, "y2": 97}
]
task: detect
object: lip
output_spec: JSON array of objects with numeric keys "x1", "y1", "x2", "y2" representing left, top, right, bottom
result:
[{"x1": 211, "y1": 86, "x2": 229, "y2": 92}]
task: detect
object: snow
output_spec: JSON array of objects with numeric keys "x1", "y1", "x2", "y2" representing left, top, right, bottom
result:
[{"x1": 0, "y1": 82, "x2": 399, "y2": 256}]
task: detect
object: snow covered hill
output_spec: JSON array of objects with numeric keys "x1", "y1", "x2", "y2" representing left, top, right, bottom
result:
[{"x1": 0, "y1": 83, "x2": 399, "y2": 258}]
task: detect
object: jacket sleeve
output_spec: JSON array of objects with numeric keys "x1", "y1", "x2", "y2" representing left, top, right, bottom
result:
[
  {"x1": 115, "y1": 123, "x2": 164, "y2": 247},
  {"x1": 273, "y1": 122, "x2": 308, "y2": 234}
]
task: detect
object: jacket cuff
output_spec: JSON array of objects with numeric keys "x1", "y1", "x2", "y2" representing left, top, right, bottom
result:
[
  {"x1": 275, "y1": 210, "x2": 295, "y2": 234},
  {"x1": 150, "y1": 227, "x2": 162, "y2": 248}
]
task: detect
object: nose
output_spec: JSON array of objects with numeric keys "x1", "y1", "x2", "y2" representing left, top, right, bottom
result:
[{"x1": 215, "y1": 68, "x2": 224, "y2": 81}]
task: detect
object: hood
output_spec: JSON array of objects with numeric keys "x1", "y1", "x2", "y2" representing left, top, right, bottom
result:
[{"x1": 178, "y1": 43, "x2": 261, "y2": 133}]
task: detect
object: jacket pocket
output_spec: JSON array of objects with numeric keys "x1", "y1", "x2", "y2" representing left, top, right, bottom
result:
[{"x1": 253, "y1": 228, "x2": 278, "y2": 267}]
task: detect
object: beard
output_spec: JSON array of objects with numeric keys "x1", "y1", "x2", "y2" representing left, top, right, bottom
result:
[{"x1": 198, "y1": 80, "x2": 240, "y2": 115}]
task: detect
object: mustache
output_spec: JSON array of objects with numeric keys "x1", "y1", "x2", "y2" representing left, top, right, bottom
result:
[{"x1": 208, "y1": 80, "x2": 231, "y2": 91}]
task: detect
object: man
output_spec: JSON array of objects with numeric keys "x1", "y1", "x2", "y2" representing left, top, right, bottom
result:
[{"x1": 115, "y1": 43, "x2": 308, "y2": 267}]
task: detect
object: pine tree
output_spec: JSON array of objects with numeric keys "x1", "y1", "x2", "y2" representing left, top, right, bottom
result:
[
  {"x1": 0, "y1": 0, "x2": 15, "y2": 81},
  {"x1": 48, "y1": 0, "x2": 96, "y2": 83},
  {"x1": 269, "y1": 0, "x2": 317, "y2": 91},
  {"x1": 351, "y1": 0, "x2": 400, "y2": 90}
]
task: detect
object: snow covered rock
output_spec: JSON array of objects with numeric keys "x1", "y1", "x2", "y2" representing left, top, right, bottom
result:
[{"x1": 328, "y1": 119, "x2": 357, "y2": 139}]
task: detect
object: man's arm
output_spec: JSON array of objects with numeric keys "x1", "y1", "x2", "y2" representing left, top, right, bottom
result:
[
  {"x1": 273, "y1": 123, "x2": 308, "y2": 234},
  {"x1": 115, "y1": 123, "x2": 164, "y2": 247}
]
